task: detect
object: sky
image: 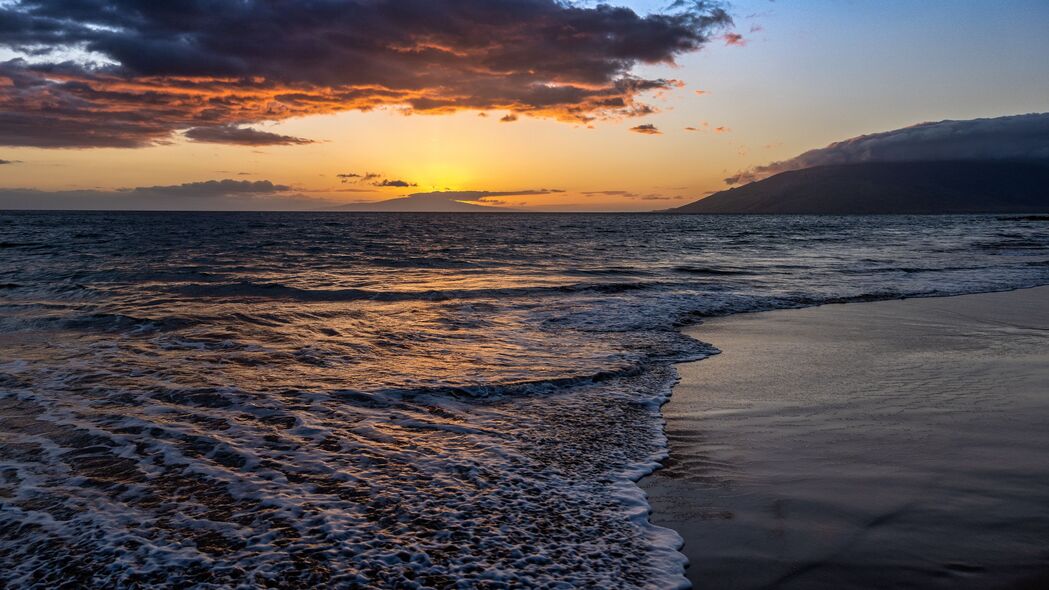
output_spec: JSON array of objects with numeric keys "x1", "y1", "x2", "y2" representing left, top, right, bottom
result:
[{"x1": 1, "y1": 0, "x2": 1048, "y2": 211}]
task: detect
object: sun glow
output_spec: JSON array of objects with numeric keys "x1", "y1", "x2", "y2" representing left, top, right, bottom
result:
[{"x1": 411, "y1": 163, "x2": 475, "y2": 192}]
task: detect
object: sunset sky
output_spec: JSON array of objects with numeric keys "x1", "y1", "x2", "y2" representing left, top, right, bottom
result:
[{"x1": 1, "y1": 0, "x2": 1048, "y2": 211}]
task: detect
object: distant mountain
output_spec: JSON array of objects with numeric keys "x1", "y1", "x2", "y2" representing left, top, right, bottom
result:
[
  {"x1": 669, "y1": 160, "x2": 1049, "y2": 214},
  {"x1": 329, "y1": 191, "x2": 514, "y2": 212}
]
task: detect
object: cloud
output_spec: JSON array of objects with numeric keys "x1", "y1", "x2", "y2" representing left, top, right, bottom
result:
[
  {"x1": 0, "y1": 159, "x2": 17, "y2": 165},
  {"x1": 580, "y1": 190, "x2": 682, "y2": 201},
  {"x1": 0, "y1": 0, "x2": 732, "y2": 148},
  {"x1": 582, "y1": 190, "x2": 637, "y2": 196},
  {"x1": 338, "y1": 172, "x2": 402, "y2": 186},
  {"x1": 0, "y1": 179, "x2": 328, "y2": 210},
  {"x1": 335, "y1": 171, "x2": 418, "y2": 188},
  {"x1": 685, "y1": 123, "x2": 730, "y2": 133},
  {"x1": 183, "y1": 125, "x2": 314, "y2": 146},
  {"x1": 725, "y1": 112, "x2": 1049, "y2": 185},
  {"x1": 637, "y1": 194, "x2": 682, "y2": 201},
  {"x1": 479, "y1": 188, "x2": 564, "y2": 197},
  {"x1": 373, "y1": 179, "x2": 417, "y2": 188},
  {"x1": 500, "y1": 113, "x2": 519, "y2": 123},
  {"x1": 630, "y1": 124, "x2": 662, "y2": 135},
  {"x1": 123, "y1": 179, "x2": 290, "y2": 197},
  {"x1": 723, "y1": 32, "x2": 747, "y2": 46}
]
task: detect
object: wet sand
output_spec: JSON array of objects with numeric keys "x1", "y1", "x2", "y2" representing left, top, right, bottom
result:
[{"x1": 643, "y1": 287, "x2": 1049, "y2": 589}]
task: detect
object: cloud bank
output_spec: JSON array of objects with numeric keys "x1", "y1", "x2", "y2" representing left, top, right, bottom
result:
[
  {"x1": 0, "y1": 0, "x2": 731, "y2": 148},
  {"x1": 726, "y1": 113, "x2": 1049, "y2": 185},
  {"x1": 124, "y1": 179, "x2": 291, "y2": 197},
  {"x1": 0, "y1": 179, "x2": 323, "y2": 210}
]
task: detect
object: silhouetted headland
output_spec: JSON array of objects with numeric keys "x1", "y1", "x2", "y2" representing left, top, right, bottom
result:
[{"x1": 670, "y1": 160, "x2": 1049, "y2": 214}]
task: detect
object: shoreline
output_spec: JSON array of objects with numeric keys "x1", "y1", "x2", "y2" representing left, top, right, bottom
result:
[{"x1": 642, "y1": 285, "x2": 1049, "y2": 589}]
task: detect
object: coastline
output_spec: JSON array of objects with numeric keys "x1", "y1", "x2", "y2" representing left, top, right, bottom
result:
[{"x1": 643, "y1": 286, "x2": 1049, "y2": 589}]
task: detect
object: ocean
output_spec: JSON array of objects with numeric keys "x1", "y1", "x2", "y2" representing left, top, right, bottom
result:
[{"x1": 2, "y1": 212, "x2": 1048, "y2": 588}]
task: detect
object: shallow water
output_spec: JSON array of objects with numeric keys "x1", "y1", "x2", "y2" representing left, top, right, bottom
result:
[{"x1": 1, "y1": 212, "x2": 1048, "y2": 588}]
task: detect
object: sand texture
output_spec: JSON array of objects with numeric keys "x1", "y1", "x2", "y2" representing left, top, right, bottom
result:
[{"x1": 644, "y1": 287, "x2": 1049, "y2": 589}]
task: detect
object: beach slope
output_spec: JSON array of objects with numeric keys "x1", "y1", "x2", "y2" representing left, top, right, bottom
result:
[{"x1": 643, "y1": 287, "x2": 1049, "y2": 589}]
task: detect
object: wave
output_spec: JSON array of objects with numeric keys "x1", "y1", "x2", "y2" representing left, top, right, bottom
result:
[
  {"x1": 671, "y1": 265, "x2": 754, "y2": 276},
  {"x1": 0, "y1": 241, "x2": 45, "y2": 249},
  {"x1": 171, "y1": 280, "x2": 669, "y2": 302},
  {"x1": 359, "y1": 352, "x2": 717, "y2": 401}
]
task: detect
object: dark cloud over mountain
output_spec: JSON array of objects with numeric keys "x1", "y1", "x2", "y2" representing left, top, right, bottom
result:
[
  {"x1": 726, "y1": 113, "x2": 1049, "y2": 185},
  {"x1": 0, "y1": 0, "x2": 731, "y2": 148}
]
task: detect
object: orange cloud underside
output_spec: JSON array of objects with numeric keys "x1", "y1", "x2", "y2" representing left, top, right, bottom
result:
[{"x1": 0, "y1": 66, "x2": 681, "y2": 148}]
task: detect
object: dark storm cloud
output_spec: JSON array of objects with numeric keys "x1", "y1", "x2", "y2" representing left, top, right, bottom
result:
[
  {"x1": 184, "y1": 125, "x2": 315, "y2": 146},
  {"x1": 725, "y1": 113, "x2": 1049, "y2": 185},
  {"x1": 0, "y1": 0, "x2": 731, "y2": 147}
]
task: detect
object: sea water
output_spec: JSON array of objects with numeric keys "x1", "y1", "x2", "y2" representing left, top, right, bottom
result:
[{"x1": 1, "y1": 212, "x2": 1048, "y2": 588}]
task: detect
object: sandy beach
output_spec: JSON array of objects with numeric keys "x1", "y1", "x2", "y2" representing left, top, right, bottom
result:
[{"x1": 643, "y1": 287, "x2": 1049, "y2": 589}]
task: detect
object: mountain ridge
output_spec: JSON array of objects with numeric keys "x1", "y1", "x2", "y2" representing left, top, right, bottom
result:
[{"x1": 669, "y1": 160, "x2": 1049, "y2": 214}]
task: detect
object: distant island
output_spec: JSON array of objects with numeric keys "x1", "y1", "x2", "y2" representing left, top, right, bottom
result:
[
  {"x1": 328, "y1": 191, "x2": 513, "y2": 212},
  {"x1": 670, "y1": 160, "x2": 1049, "y2": 214}
]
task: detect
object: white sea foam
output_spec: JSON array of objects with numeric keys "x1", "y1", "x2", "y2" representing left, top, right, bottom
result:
[{"x1": 0, "y1": 359, "x2": 710, "y2": 588}]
